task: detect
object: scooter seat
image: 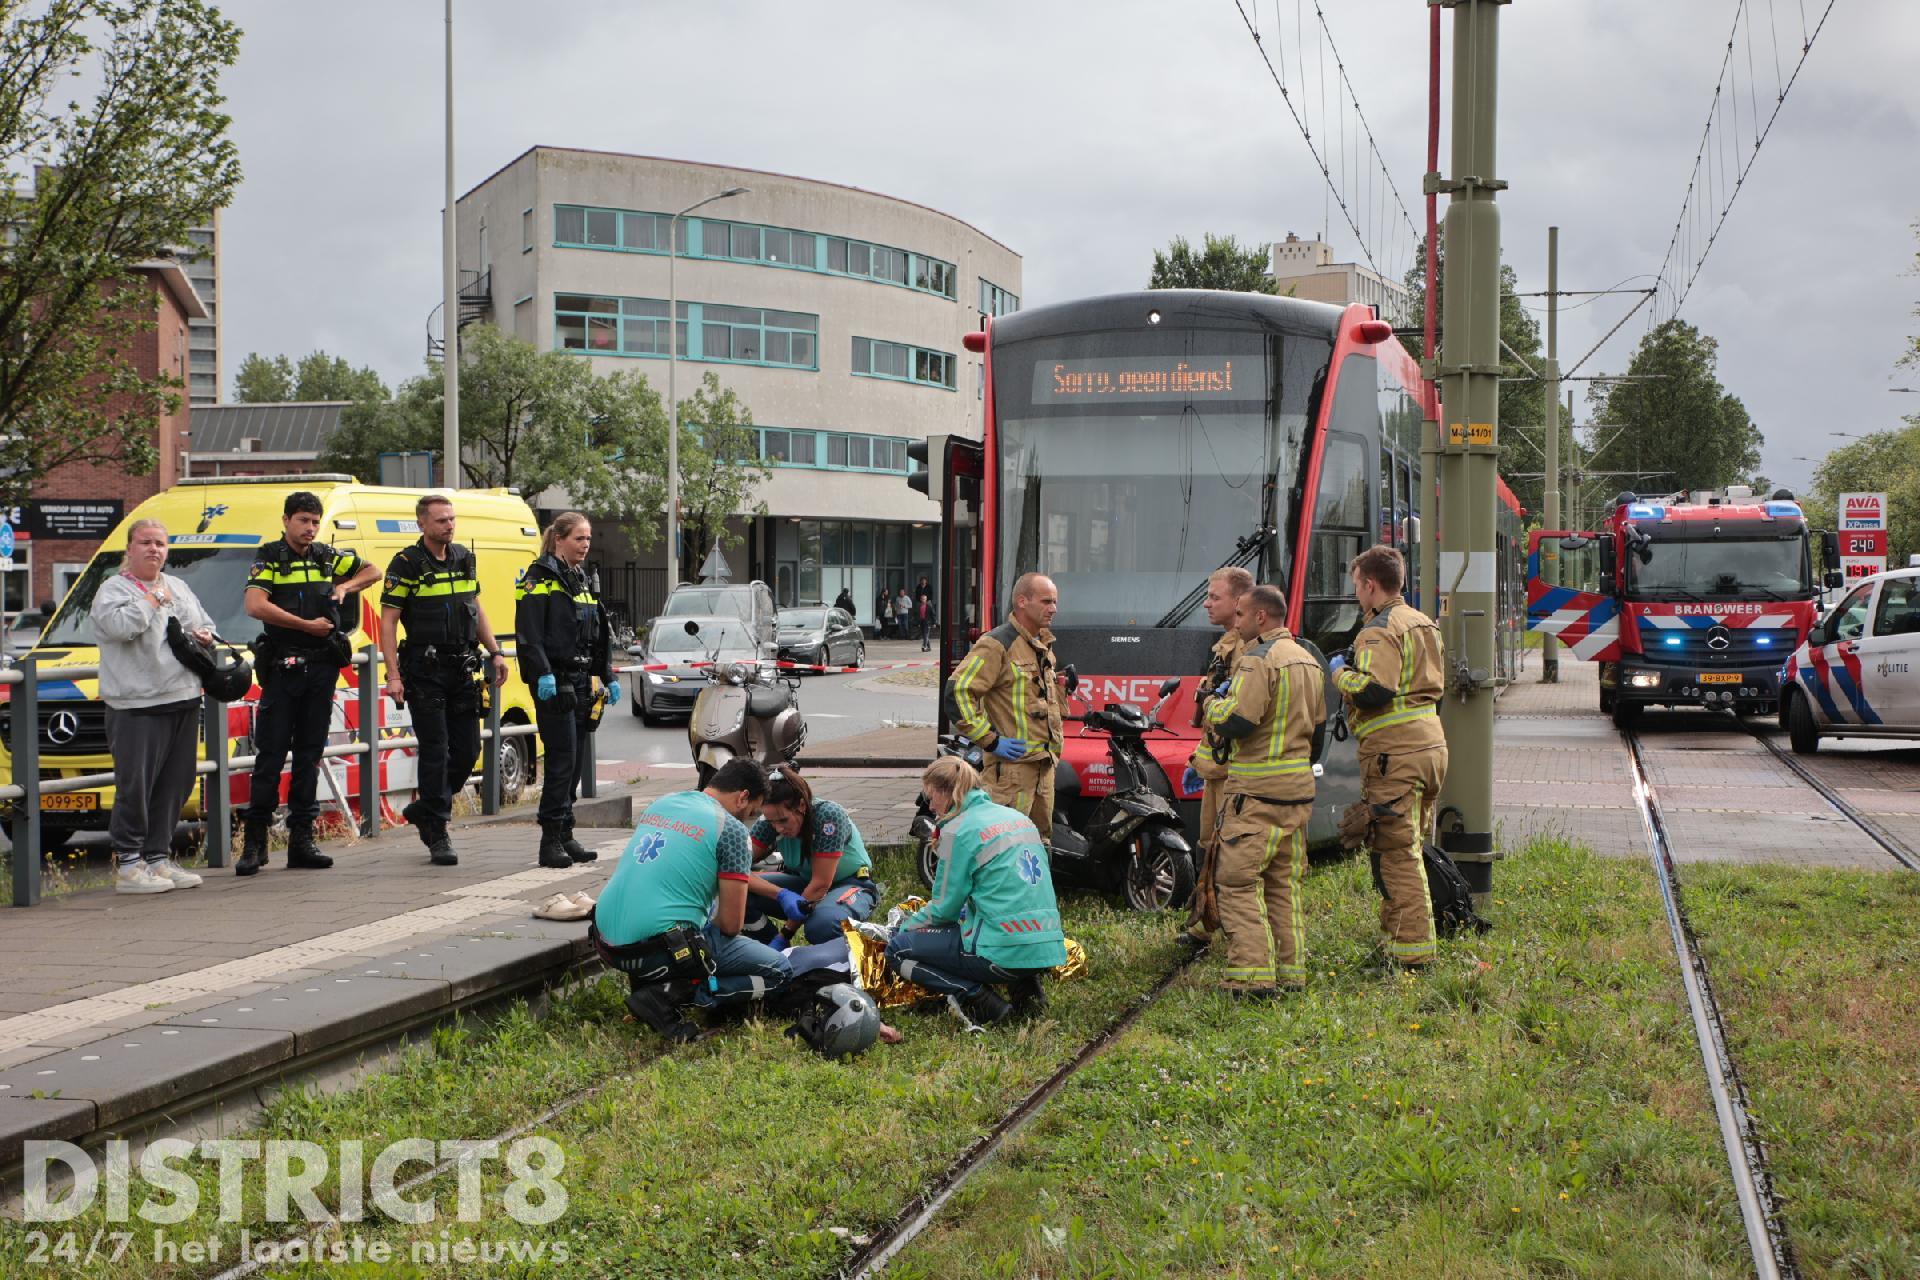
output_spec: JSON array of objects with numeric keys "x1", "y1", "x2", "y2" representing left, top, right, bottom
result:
[{"x1": 747, "y1": 683, "x2": 792, "y2": 718}]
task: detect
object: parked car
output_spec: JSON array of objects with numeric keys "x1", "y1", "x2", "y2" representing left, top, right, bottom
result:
[
  {"x1": 775, "y1": 607, "x2": 865, "y2": 672},
  {"x1": 630, "y1": 614, "x2": 766, "y2": 726},
  {"x1": 2, "y1": 609, "x2": 49, "y2": 659},
  {"x1": 660, "y1": 581, "x2": 776, "y2": 654},
  {"x1": 1781, "y1": 566, "x2": 1920, "y2": 753}
]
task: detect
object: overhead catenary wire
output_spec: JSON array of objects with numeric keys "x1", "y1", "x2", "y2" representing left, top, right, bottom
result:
[
  {"x1": 1650, "y1": 0, "x2": 1839, "y2": 325},
  {"x1": 1229, "y1": 0, "x2": 1420, "y2": 322}
]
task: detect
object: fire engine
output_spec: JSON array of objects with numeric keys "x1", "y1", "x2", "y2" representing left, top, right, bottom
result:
[{"x1": 1527, "y1": 486, "x2": 1841, "y2": 727}]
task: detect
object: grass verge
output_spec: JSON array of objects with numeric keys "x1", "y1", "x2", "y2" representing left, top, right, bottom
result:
[
  {"x1": 887, "y1": 837, "x2": 1755, "y2": 1279},
  {"x1": 0, "y1": 847, "x2": 1179, "y2": 1279},
  {"x1": 1682, "y1": 862, "x2": 1920, "y2": 1278}
]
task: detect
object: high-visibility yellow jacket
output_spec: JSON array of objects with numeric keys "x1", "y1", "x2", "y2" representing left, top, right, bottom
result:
[
  {"x1": 1206, "y1": 625, "x2": 1326, "y2": 803},
  {"x1": 945, "y1": 618, "x2": 1064, "y2": 759},
  {"x1": 1333, "y1": 595, "x2": 1446, "y2": 753},
  {"x1": 1188, "y1": 629, "x2": 1245, "y2": 782}
]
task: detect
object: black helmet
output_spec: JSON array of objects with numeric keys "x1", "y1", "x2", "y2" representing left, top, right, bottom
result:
[
  {"x1": 166, "y1": 617, "x2": 256, "y2": 702},
  {"x1": 788, "y1": 983, "x2": 881, "y2": 1059}
]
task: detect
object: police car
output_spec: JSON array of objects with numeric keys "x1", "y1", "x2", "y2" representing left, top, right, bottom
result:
[{"x1": 1780, "y1": 565, "x2": 1920, "y2": 754}]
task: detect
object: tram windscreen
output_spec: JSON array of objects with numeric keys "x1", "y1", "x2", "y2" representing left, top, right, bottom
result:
[{"x1": 992, "y1": 329, "x2": 1329, "y2": 627}]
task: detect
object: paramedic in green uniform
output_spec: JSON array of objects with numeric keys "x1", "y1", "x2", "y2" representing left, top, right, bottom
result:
[
  {"x1": 590, "y1": 759, "x2": 791, "y2": 1040},
  {"x1": 885, "y1": 755, "x2": 1067, "y2": 1026},
  {"x1": 742, "y1": 768, "x2": 879, "y2": 945}
]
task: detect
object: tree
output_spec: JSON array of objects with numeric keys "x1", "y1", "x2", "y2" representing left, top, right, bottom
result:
[
  {"x1": 1805, "y1": 424, "x2": 1920, "y2": 568},
  {"x1": 1148, "y1": 235, "x2": 1277, "y2": 293},
  {"x1": 1398, "y1": 237, "x2": 1548, "y2": 515},
  {"x1": 0, "y1": 0, "x2": 241, "y2": 506},
  {"x1": 318, "y1": 328, "x2": 672, "y2": 525},
  {"x1": 1587, "y1": 320, "x2": 1762, "y2": 497},
  {"x1": 673, "y1": 372, "x2": 772, "y2": 582},
  {"x1": 235, "y1": 350, "x2": 388, "y2": 403}
]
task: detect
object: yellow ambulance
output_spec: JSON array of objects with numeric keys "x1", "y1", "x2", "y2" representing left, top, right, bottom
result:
[{"x1": 2, "y1": 475, "x2": 542, "y2": 851}]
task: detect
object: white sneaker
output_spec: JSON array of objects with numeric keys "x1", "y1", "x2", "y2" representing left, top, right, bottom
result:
[
  {"x1": 115, "y1": 863, "x2": 175, "y2": 895},
  {"x1": 149, "y1": 858, "x2": 203, "y2": 889}
]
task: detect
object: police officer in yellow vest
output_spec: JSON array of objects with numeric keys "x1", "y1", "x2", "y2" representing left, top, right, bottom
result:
[
  {"x1": 1330, "y1": 545, "x2": 1448, "y2": 969},
  {"x1": 1177, "y1": 565, "x2": 1252, "y2": 949},
  {"x1": 946, "y1": 572, "x2": 1066, "y2": 838},
  {"x1": 379, "y1": 494, "x2": 511, "y2": 867},
  {"x1": 238, "y1": 491, "x2": 382, "y2": 876},
  {"x1": 1205, "y1": 584, "x2": 1326, "y2": 996}
]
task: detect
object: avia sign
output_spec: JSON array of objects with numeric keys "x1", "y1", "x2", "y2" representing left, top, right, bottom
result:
[{"x1": 1838, "y1": 491, "x2": 1888, "y2": 580}]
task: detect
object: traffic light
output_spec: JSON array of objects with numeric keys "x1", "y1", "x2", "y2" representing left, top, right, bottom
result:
[{"x1": 907, "y1": 435, "x2": 949, "y2": 500}]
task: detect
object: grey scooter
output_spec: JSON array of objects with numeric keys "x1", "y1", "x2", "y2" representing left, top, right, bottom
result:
[{"x1": 681, "y1": 619, "x2": 806, "y2": 787}]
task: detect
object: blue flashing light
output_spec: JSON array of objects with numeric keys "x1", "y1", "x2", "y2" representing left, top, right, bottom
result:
[
  {"x1": 1756, "y1": 636, "x2": 1774, "y2": 646},
  {"x1": 1663, "y1": 636, "x2": 1683, "y2": 646},
  {"x1": 1764, "y1": 501, "x2": 1802, "y2": 518},
  {"x1": 1627, "y1": 503, "x2": 1656, "y2": 518}
]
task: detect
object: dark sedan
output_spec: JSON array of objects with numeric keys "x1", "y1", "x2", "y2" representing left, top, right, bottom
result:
[{"x1": 775, "y1": 607, "x2": 864, "y2": 672}]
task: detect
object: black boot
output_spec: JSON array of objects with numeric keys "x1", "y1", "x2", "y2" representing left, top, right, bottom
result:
[
  {"x1": 402, "y1": 800, "x2": 434, "y2": 848},
  {"x1": 962, "y1": 986, "x2": 1014, "y2": 1027},
  {"x1": 286, "y1": 825, "x2": 334, "y2": 870},
  {"x1": 560, "y1": 821, "x2": 596, "y2": 863},
  {"x1": 625, "y1": 983, "x2": 699, "y2": 1043},
  {"x1": 235, "y1": 815, "x2": 269, "y2": 877},
  {"x1": 1006, "y1": 973, "x2": 1048, "y2": 1019},
  {"x1": 427, "y1": 822, "x2": 458, "y2": 866},
  {"x1": 538, "y1": 822, "x2": 573, "y2": 869}
]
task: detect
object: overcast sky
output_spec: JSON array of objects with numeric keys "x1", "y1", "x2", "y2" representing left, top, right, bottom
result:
[{"x1": 217, "y1": 1, "x2": 1919, "y2": 494}]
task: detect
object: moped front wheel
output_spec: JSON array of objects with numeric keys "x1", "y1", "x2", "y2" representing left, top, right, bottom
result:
[{"x1": 1123, "y1": 832, "x2": 1194, "y2": 913}]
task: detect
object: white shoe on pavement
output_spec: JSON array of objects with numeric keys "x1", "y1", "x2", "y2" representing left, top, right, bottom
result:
[
  {"x1": 115, "y1": 863, "x2": 175, "y2": 895},
  {"x1": 149, "y1": 858, "x2": 203, "y2": 889}
]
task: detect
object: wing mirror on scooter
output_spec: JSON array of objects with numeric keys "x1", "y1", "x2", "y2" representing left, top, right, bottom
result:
[
  {"x1": 1157, "y1": 676, "x2": 1180, "y2": 698},
  {"x1": 682, "y1": 619, "x2": 701, "y2": 636}
]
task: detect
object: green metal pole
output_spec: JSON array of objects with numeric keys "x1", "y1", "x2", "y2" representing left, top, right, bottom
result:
[
  {"x1": 1541, "y1": 225, "x2": 1560, "y2": 682},
  {"x1": 1435, "y1": 0, "x2": 1504, "y2": 899}
]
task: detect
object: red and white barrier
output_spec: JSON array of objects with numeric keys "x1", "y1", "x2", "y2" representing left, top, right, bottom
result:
[{"x1": 613, "y1": 658, "x2": 942, "y2": 676}]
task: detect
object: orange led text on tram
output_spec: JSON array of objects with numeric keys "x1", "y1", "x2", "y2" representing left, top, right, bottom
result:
[{"x1": 1048, "y1": 360, "x2": 1235, "y2": 397}]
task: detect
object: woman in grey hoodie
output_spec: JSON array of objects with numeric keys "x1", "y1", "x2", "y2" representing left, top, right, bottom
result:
[{"x1": 89, "y1": 518, "x2": 216, "y2": 895}]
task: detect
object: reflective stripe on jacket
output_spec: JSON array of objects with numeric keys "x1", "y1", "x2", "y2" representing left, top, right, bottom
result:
[
  {"x1": 945, "y1": 618, "x2": 1064, "y2": 757},
  {"x1": 1206, "y1": 625, "x2": 1326, "y2": 803},
  {"x1": 382, "y1": 540, "x2": 481, "y2": 650},
  {"x1": 1333, "y1": 596, "x2": 1446, "y2": 752},
  {"x1": 514, "y1": 554, "x2": 611, "y2": 682},
  {"x1": 1188, "y1": 629, "x2": 1245, "y2": 781}
]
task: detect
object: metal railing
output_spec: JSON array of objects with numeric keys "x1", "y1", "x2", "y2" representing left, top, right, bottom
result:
[{"x1": 7, "y1": 645, "x2": 549, "y2": 908}]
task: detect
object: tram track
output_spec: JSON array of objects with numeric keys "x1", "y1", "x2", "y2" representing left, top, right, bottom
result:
[
  {"x1": 1621, "y1": 727, "x2": 1800, "y2": 1280},
  {"x1": 1733, "y1": 721, "x2": 1920, "y2": 873}
]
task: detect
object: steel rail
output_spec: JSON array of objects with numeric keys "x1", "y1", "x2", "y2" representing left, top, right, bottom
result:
[
  {"x1": 1736, "y1": 724, "x2": 1920, "y2": 873},
  {"x1": 1622, "y1": 728, "x2": 1797, "y2": 1280}
]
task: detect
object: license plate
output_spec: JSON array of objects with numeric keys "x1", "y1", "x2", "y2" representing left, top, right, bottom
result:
[
  {"x1": 41, "y1": 792, "x2": 99, "y2": 811},
  {"x1": 1699, "y1": 673, "x2": 1742, "y2": 685}
]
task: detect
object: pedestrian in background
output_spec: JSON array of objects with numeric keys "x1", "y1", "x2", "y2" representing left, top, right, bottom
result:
[
  {"x1": 517, "y1": 510, "x2": 619, "y2": 869},
  {"x1": 834, "y1": 586, "x2": 855, "y2": 615},
  {"x1": 90, "y1": 519, "x2": 214, "y2": 896},
  {"x1": 894, "y1": 587, "x2": 913, "y2": 640},
  {"x1": 915, "y1": 575, "x2": 934, "y2": 652},
  {"x1": 876, "y1": 586, "x2": 891, "y2": 638}
]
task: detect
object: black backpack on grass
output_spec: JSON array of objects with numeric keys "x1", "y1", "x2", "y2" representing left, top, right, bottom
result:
[{"x1": 1423, "y1": 842, "x2": 1493, "y2": 937}]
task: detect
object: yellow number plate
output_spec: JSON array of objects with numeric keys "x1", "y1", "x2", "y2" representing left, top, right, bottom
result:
[
  {"x1": 41, "y1": 792, "x2": 99, "y2": 811},
  {"x1": 1699, "y1": 673, "x2": 1742, "y2": 685}
]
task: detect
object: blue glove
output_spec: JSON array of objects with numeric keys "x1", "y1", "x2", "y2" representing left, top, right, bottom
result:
[
  {"x1": 1328, "y1": 654, "x2": 1347, "y2": 676},
  {"x1": 1212, "y1": 681, "x2": 1231, "y2": 699},
  {"x1": 766, "y1": 933, "x2": 789, "y2": 953},
  {"x1": 605, "y1": 680, "x2": 622, "y2": 706},
  {"x1": 535, "y1": 673, "x2": 557, "y2": 701},
  {"x1": 1182, "y1": 767, "x2": 1203, "y2": 794},
  {"x1": 775, "y1": 888, "x2": 809, "y2": 923},
  {"x1": 991, "y1": 736, "x2": 1029, "y2": 761}
]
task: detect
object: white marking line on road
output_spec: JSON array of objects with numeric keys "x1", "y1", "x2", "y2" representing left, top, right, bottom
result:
[
  {"x1": 0, "y1": 862, "x2": 612, "y2": 1056},
  {"x1": 806, "y1": 713, "x2": 850, "y2": 719}
]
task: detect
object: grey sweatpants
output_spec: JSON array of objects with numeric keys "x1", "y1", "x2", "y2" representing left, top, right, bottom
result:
[{"x1": 106, "y1": 700, "x2": 201, "y2": 865}]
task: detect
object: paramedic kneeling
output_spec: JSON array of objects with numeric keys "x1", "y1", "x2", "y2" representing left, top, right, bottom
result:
[
  {"x1": 591, "y1": 759, "x2": 791, "y2": 1041},
  {"x1": 885, "y1": 756, "x2": 1066, "y2": 1027}
]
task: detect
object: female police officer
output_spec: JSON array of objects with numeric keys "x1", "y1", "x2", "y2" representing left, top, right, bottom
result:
[
  {"x1": 516, "y1": 511, "x2": 619, "y2": 868},
  {"x1": 885, "y1": 756, "x2": 1065, "y2": 1026},
  {"x1": 742, "y1": 769, "x2": 878, "y2": 945}
]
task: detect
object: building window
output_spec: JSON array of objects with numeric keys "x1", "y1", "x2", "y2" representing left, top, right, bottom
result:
[
  {"x1": 852, "y1": 337, "x2": 956, "y2": 390},
  {"x1": 521, "y1": 207, "x2": 533, "y2": 253},
  {"x1": 739, "y1": 427, "x2": 915, "y2": 474},
  {"x1": 553, "y1": 203, "x2": 956, "y2": 299},
  {"x1": 979, "y1": 278, "x2": 1020, "y2": 316},
  {"x1": 554, "y1": 293, "x2": 816, "y2": 369}
]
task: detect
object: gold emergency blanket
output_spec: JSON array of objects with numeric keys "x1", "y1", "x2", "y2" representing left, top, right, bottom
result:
[{"x1": 842, "y1": 897, "x2": 1088, "y2": 1009}]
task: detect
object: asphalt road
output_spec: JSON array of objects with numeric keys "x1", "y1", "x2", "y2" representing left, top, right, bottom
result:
[{"x1": 597, "y1": 639, "x2": 938, "y2": 769}]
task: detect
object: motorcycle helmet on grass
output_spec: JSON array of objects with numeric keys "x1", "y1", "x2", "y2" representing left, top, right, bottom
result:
[{"x1": 787, "y1": 982, "x2": 881, "y2": 1059}]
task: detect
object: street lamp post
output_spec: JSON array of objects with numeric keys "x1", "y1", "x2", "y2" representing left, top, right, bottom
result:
[{"x1": 666, "y1": 186, "x2": 749, "y2": 590}]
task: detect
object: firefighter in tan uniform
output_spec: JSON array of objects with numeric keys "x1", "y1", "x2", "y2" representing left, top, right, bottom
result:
[
  {"x1": 946, "y1": 573, "x2": 1066, "y2": 838},
  {"x1": 1330, "y1": 545, "x2": 1447, "y2": 969},
  {"x1": 1179, "y1": 566, "x2": 1253, "y2": 949},
  {"x1": 1204, "y1": 584, "x2": 1326, "y2": 996}
]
